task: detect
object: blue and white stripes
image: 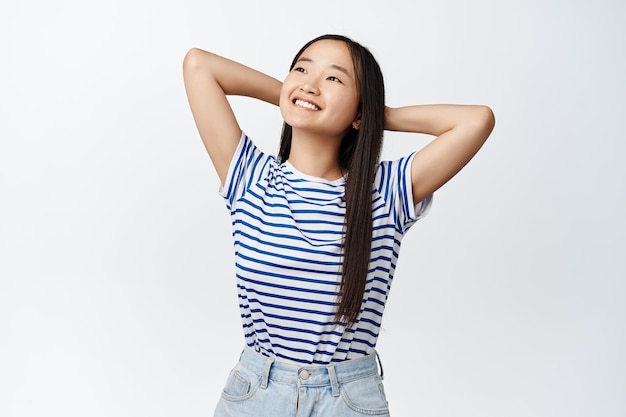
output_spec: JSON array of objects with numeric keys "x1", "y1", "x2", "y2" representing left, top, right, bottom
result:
[{"x1": 220, "y1": 132, "x2": 432, "y2": 365}]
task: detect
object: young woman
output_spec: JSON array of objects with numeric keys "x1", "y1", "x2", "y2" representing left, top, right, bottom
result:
[{"x1": 183, "y1": 34, "x2": 494, "y2": 417}]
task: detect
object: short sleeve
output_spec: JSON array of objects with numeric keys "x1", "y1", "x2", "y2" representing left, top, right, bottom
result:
[
  {"x1": 218, "y1": 131, "x2": 268, "y2": 211},
  {"x1": 375, "y1": 152, "x2": 433, "y2": 233}
]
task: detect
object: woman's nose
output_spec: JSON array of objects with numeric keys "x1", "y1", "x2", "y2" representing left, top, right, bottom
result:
[{"x1": 300, "y1": 78, "x2": 320, "y2": 94}]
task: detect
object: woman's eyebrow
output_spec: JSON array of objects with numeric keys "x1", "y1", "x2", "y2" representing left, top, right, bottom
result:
[{"x1": 296, "y1": 57, "x2": 352, "y2": 78}]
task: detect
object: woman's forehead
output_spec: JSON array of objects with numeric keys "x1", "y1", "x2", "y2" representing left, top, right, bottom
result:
[{"x1": 298, "y1": 40, "x2": 356, "y2": 76}]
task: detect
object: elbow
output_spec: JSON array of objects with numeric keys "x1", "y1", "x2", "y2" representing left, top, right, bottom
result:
[
  {"x1": 477, "y1": 105, "x2": 495, "y2": 129},
  {"x1": 183, "y1": 48, "x2": 205, "y2": 73},
  {"x1": 476, "y1": 105, "x2": 495, "y2": 140}
]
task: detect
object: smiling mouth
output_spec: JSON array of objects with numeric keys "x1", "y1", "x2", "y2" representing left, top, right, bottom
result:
[{"x1": 294, "y1": 99, "x2": 321, "y2": 111}]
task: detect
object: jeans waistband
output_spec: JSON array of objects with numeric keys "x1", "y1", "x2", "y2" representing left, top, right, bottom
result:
[{"x1": 238, "y1": 347, "x2": 384, "y2": 398}]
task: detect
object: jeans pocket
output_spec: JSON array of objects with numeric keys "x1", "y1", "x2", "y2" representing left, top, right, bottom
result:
[
  {"x1": 340, "y1": 374, "x2": 390, "y2": 415},
  {"x1": 221, "y1": 364, "x2": 261, "y2": 401}
]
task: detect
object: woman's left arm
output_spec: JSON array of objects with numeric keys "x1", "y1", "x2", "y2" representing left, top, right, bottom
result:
[{"x1": 385, "y1": 105, "x2": 495, "y2": 204}]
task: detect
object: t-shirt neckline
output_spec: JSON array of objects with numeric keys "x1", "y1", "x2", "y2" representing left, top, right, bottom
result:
[{"x1": 282, "y1": 160, "x2": 346, "y2": 186}]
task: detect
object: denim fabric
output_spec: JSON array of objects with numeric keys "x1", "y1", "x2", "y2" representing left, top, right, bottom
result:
[{"x1": 213, "y1": 347, "x2": 390, "y2": 417}]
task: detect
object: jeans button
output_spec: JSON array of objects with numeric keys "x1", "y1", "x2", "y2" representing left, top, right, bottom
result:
[{"x1": 299, "y1": 369, "x2": 311, "y2": 380}]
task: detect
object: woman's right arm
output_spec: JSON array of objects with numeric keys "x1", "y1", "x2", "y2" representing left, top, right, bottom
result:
[{"x1": 182, "y1": 48, "x2": 282, "y2": 184}]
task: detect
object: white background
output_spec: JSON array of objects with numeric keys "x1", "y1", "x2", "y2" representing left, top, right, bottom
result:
[{"x1": 1, "y1": 1, "x2": 625, "y2": 416}]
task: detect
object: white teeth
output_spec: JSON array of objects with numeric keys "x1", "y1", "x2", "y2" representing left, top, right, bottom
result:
[{"x1": 294, "y1": 99, "x2": 320, "y2": 111}]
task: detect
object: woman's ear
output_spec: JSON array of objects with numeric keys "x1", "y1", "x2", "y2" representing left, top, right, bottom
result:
[{"x1": 352, "y1": 118, "x2": 361, "y2": 130}]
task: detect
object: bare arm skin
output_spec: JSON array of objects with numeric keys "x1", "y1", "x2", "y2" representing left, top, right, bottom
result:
[
  {"x1": 385, "y1": 105, "x2": 495, "y2": 205},
  {"x1": 183, "y1": 48, "x2": 282, "y2": 184},
  {"x1": 183, "y1": 48, "x2": 494, "y2": 198}
]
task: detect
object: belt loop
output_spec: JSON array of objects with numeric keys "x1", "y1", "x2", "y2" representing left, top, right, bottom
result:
[
  {"x1": 261, "y1": 355, "x2": 274, "y2": 390},
  {"x1": 375, "y1": 351, "x2": 384, "y2": 380},
  {"x1": 327, "y1": 365, "x2": 340, "y2": 397}
]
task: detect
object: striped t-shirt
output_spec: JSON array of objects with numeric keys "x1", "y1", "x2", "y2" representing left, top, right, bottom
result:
[{"x1": 220, "y1": 132, "x2": 432, "y2": 365}]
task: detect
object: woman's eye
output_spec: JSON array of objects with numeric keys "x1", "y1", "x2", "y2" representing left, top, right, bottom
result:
[
  {"x1": 294, "y1": 67, "x2": 306, "y2": 73},
  {"x1": 327, "y1": 76, "x2": 342, "y2": 83}
]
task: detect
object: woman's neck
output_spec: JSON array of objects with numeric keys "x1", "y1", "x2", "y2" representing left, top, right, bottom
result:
[{"x1": 287, "y1": 130, "x2": 345, "y2": 181}]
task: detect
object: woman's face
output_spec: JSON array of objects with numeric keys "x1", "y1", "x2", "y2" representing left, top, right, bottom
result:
[{"x1": 279, "y1": 39, "x2": 360, "y2": 139}]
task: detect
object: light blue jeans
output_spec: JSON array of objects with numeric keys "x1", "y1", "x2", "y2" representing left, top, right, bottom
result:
[{"x1": 213, "y1": 347, "x2": 390, "y2": 417}]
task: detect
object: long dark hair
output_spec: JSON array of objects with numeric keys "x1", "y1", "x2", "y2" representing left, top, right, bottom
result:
[{"x1": 278, "y1": 34, "x2": 386, "y2": 327}]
